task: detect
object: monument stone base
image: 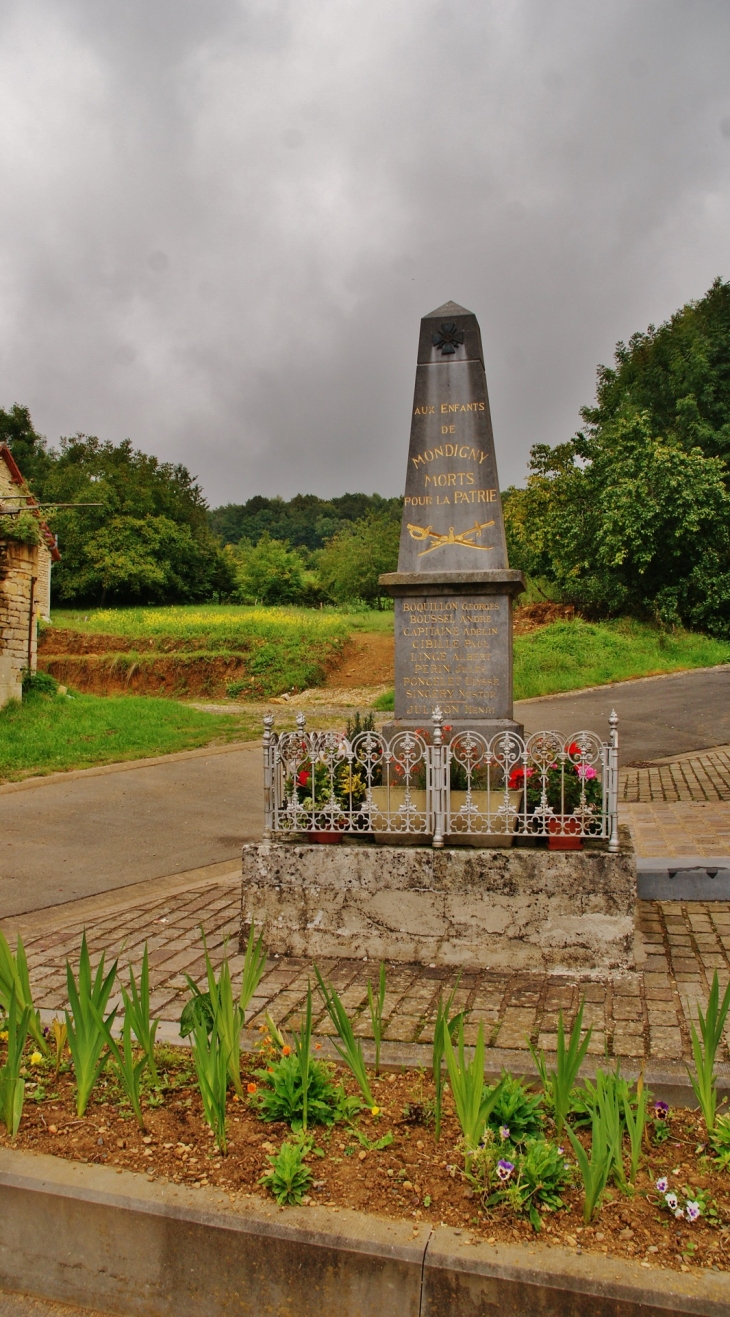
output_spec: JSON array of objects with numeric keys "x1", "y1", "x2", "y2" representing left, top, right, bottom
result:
[{"x1": 241, "y1": 830, "x2": 636, "y2": 974}]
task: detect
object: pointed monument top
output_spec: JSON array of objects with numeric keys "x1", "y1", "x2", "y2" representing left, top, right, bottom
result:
[{"x1": 424, "y1": 299, "x2": 474, "y2": 319}]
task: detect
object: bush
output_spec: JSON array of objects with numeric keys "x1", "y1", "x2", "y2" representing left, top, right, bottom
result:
[{"x1": 21, "y1": 670, "x2": 59, "y2": 697}]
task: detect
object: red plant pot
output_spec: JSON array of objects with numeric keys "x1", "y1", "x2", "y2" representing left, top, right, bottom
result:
[
  {"x1": 309, "y1": 831, "x2": 344, "y2": 845},
  {"x1": 548, "y1": 817, "x2": 583, "y2": 851}
]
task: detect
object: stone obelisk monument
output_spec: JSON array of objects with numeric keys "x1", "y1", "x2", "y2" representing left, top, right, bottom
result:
[{"x1": 380, "y1": 300, "x2": 524, "y2": 735}]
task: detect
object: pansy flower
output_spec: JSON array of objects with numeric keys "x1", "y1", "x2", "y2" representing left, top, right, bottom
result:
[
  {"x1": 496, "y1": 1159, "x2": 514, "y2": 1182},
  {"x1": 499, "y1": 1126, "x2": 510, "y2": 1142},
  {"x1": 686, "y1": 1200, "x2": 701, "y2": 1223},
  {"x1": 655, "y1": 1177, "x2": 669, "y2": 1193},
  {"x1": 654, "y1": 1100, "x2": 669, "y2": 1119},
  {"x1": 664, "y1": 1192, "x2": 678, "y2": 1211}
]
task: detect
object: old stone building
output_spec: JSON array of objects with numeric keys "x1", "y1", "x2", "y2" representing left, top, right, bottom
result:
[{"x1": 0, "y1": 443, "x2": 60, "y2": 708}]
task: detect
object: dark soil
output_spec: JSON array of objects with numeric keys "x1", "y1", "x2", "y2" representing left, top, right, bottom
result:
[{"x1": 8, "y1": 1048, "x2": 730, "y2": 1276}]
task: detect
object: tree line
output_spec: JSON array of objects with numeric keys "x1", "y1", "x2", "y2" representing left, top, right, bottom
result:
[
  {"x1": 3, "y1": 276, "x2": 728, "y2": 628},
  {"x1": 0, "y1": 409, "x2": 401, "y2": 606},
  {"x1": 504, "y1": 276, "x2": 730, "y2": 638}
]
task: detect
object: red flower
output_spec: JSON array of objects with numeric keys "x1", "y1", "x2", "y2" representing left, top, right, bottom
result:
[
  {"x1": 567, "y1": 742, "x2": 582, "y2": 758},
  {"x1": 297, "y1": 770, "x2": 311, "y2": 787},
  {"x1": 508, "y1": 766, "x2": 533, "y2": 789}
]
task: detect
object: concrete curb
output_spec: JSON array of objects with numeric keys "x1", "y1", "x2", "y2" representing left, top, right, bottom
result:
[
  {"x1": 0, "y1": 1148, "x2": 727, "y2": 1316},
  {"x1": 514, "y1": 662, "x2": 730, "y2": 706},
  {"x1": 637, "y1": 857, "x2": 730, "y2": 901}
]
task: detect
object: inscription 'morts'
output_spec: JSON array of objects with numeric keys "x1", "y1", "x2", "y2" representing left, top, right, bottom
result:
[{"x1": 397, "y1": 304, "x2": 508, "y2": 574}]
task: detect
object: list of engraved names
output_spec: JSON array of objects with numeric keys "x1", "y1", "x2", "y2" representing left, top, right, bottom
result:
[{"x1": 394, "y1": 595, "x2": 509, "y2": 719}]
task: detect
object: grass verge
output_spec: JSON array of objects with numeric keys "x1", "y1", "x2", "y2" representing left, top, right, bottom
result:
[
  {"x1": 373, "y1": 619, "x2": 730, "y2": 711},
  {"x1": 0, "y1": 689, "x2": 259, "y2": 783}
]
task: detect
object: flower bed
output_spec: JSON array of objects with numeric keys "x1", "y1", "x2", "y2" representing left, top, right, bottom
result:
[{"x1": 1, "y1": 930, "x2": 730, "y2": 1277}]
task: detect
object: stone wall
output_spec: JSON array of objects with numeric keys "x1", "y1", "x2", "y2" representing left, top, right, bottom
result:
[
  {"x1": 0, "y1": 454, "x2": 53, "y2": 707},
  {"x1": 241, "y1": 831, "x2": 637, "y2": 974}
]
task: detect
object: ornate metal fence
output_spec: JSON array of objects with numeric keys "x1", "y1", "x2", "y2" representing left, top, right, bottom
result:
[{"x1": 263, "y1": 707, "x2": 620, "y2": 852}]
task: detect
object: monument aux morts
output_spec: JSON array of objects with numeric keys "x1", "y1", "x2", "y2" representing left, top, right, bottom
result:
[{"x1": 380, "y1": 300, "x2": 525, "y2": 736}]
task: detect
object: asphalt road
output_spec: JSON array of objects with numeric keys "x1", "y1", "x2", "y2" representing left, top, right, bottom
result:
[
  {"x1": 0, "y1": 743, "x2": 263, "y2": 918},
  {"x1": 1, "y1": 665, "x2": 727, "y2": 918},
  {"x1": 517, "y1": 664, "x2": 730, "y2": 763}
]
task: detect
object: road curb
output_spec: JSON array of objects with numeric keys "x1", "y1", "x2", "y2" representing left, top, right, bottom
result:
[
  {"x1": 0, "y1": 1148, "x2": 727, "y2": 1316},
  {"x1": 0, "y1": 738, "x2": 260, "y2": 795}
]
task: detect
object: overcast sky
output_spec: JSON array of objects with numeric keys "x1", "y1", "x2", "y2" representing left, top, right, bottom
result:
[{"x1": 0, "y1": 1, "x2": 729, "y2": 508}]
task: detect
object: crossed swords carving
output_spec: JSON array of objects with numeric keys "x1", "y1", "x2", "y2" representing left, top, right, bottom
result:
[{"x1": 406, "y1": 518, "x2": 496, "y2": 556}]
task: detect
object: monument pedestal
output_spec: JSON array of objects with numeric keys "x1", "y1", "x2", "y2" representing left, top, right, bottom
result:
[{"x1": 381, "y1": 567, "x2": 524, "y2": 737}]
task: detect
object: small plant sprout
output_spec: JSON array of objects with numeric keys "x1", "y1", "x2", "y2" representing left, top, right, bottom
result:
[
  {"x1": 91, "y1": 1004, "x2": 147, "y2": 1130},
  {"x1": 432, "y1": 972, "x2": 465, "y2": 1142},
  {"x1": 260, "y1": 1139, "x2": 314, "y2": 1206},
  {"x1": 51, "y1": 1018, "x2": 68, "y2": 1080},
  {"x1": 291, "y1": 984, "x2": 314, "y2": 1132},
  {"x1": 367, "y1": 962, "x2": 387, "y2": 1075},
  {"x1": 565, "y1": 1105, "x2": 613, "y2": 1223},
  {"x1": 314, "y1": 965, "x2": 375, "y2": 1108},
  {"x1": 686, "y1": 970, "x2": 730, "y2": 1134},
  {"x1": 121, "y1": 945, "x2": 159, "y2": 1084},
  {"x1": 65, "y1": 933, "x2": 118, "y2": 1117},
  {"x1": 623, "y1": 1071, "x2": 649, "y2": 1186},
  {"x1": 443, "y1": 1018, "x2": 505, "y2": 1173},
  {"x1": 200, "y1": 934, "x2": 246, "y2": 1098},
  {"x1": 190, "y1": 1017, "x2": 230, "y2": 1153},
  {"x1": 0, "y1": 990, "x2": 31, "y2": 1138},
  {"x1": 0, "y1": 930, "x2": 47, "y2": 1054},
  {"x1": 529, "y1": 1000, "x2": 591, "y2": 1136}
]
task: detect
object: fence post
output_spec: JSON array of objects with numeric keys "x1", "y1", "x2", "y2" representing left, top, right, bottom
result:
[
  {"x1": 431, "y1": 706, "x2": 445, "y2": 849},
  {"x1": 262, "y1": 713, "x2": 275, "y2": 840},
  {"x1": 608, "y1": 709, "x2": 620, "y2": 853}
]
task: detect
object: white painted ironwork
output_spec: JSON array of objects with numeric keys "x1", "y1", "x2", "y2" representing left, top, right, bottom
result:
[{"x1": 263, "y1": 707, "x2": 620, "y2": 851}]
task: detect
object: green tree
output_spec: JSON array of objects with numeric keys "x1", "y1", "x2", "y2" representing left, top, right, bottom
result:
[
  {"x1": 229, "y1": 535, "x2": 308, "y2": 605},
  {"x1": 1, "y1": 419, "x2": 235, "y2": 605},
  {"x1": 317, "y1": 511, "x2": 400, "y2": 605},
  {"x1": 208, "y1": 492, "x2": 403, "y2": 550},
  {"x1": 505, "y1": 278, "x2": 730, "y2": 637}
]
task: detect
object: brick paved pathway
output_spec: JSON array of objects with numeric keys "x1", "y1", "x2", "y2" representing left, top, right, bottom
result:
[
  {"x1": 15, "y1": 872, "x2": 730, "y2": 1069},
  {"x1": 622, "y1": 802, "x2": 730, "y2": 857},
  {"x1": 622, "y1": 745, "x2": 730, "y2": 803}
]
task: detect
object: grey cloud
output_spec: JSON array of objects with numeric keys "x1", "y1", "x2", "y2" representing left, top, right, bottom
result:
[{"x1": 0, "y1": 0, "x2": 729, "y2": 506}]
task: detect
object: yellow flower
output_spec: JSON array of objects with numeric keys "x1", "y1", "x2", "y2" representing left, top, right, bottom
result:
[
  {"x1": 30, "y1": 1051, "x2": 43, "y2": 1065},
  {"x1": 371, "y1": 1106, "x2": 380, "y2": 1117},
  {"x1": 0, "y1": 1031, "x2": 8, "y2": 1042}
]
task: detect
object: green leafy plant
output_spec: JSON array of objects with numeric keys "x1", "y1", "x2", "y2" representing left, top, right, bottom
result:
[
  {"x1": 190, "y1": 1017, "x2": 229, "y2": 1153},
  {"x1": 623, "y1": 1072, "x2": 649, "y2": 1186},
  {"x1": 65, "y1": 934, "x2": 118, "y2": 1117},
  {"x1": 199, "y1": 936, "x2": 245, "y2": 1098},
  {"x1": 686, "y1": 970, "x2": 730, "y2": 1134},
  {"x1": 0, "y1": 990, "x2": 31, "y2": 1138},
  {"x1": 710, "y1": 1113, "x2": 730, "y2": 1170},
  {"x1": 121, "y1": 945, "x2": 159, "y2": 1084},
  {"x1": 314, "y1": 965, "x2": 375, "y2": 1108},
  {"x1": 443, "y1": 1019, "x2": 506, "y2": 1172},
  {"x1": 0, "y1": 931, "x2": 47, "y2": 1054},
  {"x1": 350, "y1": 1127, "x2": 394, "y2": 1152},
  {"x1": 565, "y1": 1106, "x2": 613, "y2": 1222},
  {"x1": 179, "y1": 983, "x2": 214, "y2": 1038},
  {"x1": 482, "y1": 1135, "x2": 571, "y2": 1232},
  {"x1": 239, "y1": 921, "x2": 267, "y2": 1015},
  {"x1": 529, "y1": 1001, "x2": 591, "y2": 1136},
  {"x1": 485, "y1": 1072, "x2": 544, "y2": 1144},
  {"x1": 291, "y1": 984, "x2": 315, "y2": 1131},
  {"x1": 254, "y1": 1051, "x2": 343, "y2": 1128},
  {"x1": 367, "y1": 962, "x2": 387, "y2": 1075},
  {"x1": 432, "y1": 974, "x2": 466, "y2": 1142},
  {"x1": 91, "y1": 1005, "x2": 147, "y2": 1130},
  {"x1": 260, "y1": 1139, "x2": 314, "y2": 1206}
]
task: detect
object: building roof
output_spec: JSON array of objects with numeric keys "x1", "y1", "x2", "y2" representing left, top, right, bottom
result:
[{"x1": 0, "y1": 444, "x2": 61, "y2": 561}]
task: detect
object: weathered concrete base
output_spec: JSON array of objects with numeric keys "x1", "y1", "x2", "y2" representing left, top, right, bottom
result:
[
  {"x1": 241, "y1": 830, "x2": 636, "y2": 973},
  {"x1": 0, "y1": 1148, "x2": 727, "y2": 1317}
]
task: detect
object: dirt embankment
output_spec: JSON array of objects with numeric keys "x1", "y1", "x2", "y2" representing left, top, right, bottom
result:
[
  {"x1": 38, "y1": 653, "x2": 251, "y2": 698},
  {"x1": 513, "y1": 602, "x2": 575, "y2": 634}
]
